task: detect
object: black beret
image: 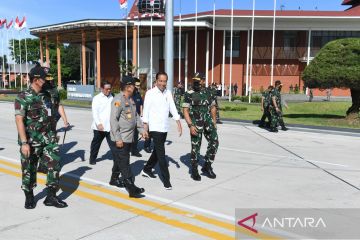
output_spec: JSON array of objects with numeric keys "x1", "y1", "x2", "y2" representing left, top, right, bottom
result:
[{"x1": 29, "y1": 65, "x2": 47, "y2": 80}]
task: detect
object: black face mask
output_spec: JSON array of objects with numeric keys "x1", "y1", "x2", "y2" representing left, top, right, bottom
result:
[
  {"x1": 42, "y1": 81, "x2": 53, "y2": 91},
  {"x1": 193, "y1": 81, "x2": 201, "y2": 92}
]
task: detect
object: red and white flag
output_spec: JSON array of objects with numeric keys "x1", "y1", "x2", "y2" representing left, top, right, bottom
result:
[
  {"x1": 14, "y1": 16, "x2": 26, "y2": 31},
  {"x1": 150, "y1": 0, "x2": 155, "y2": 6},
  {"x1": 0, "y1": 19, "x2": 6, "y2": 29},
  {"x1": 119, "y1": 0, "x2": 127, "y2": 9},
  {"x1": 6, "y1": 19, "x2": 13, "y2": 29}
]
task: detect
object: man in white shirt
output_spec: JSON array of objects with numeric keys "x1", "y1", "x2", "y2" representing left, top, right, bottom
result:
[
  {"x1": 141, "y1": 72, "x2": 182, "y2": 190},
  {"x1": 90, "y1": 82, "x2": 114, "y2": 166}
]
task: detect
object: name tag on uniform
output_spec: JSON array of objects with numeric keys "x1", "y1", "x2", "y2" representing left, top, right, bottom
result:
[
  {"x1": 127, "y1": 113, "x2": 132, "y2": 119},
  {"x1": 44, "y1": 103, "x2": 52, "y2": 116}
]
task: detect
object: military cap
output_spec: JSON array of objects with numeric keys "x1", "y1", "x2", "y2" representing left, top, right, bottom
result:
[
  {"x1": 275, "y1": 80, "x2": 282, "y2": 86},
  {"x1": 29, "y1": 65, "x2": 47, "y2": 81},
  {"x1": 122, "y1": 76, "x2": 135, "y2": 85},
  {"x1": 192, "y1": 72, "x2": 205, "y2": 81}
]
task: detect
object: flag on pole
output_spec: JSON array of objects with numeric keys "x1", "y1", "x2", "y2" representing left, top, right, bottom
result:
[
  {"x1": 119, "y1": 0, "x2": 128, "y2": 9},
  {"x1": 14, "y1": 16, "x2": 26, "y2": 31},
  {"x1": 0, "y1": 19, "x2": 6, "y2": 29},
  {"x1": 6, "y1": 19, "x2": 13, "y2": 29}
]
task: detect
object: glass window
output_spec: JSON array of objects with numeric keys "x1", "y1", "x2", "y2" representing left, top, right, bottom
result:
[{"x1": 225, "y1": 31, "x2": 240, "y2": 58}]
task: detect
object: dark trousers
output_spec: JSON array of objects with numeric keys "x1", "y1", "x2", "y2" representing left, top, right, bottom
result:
[
  {"x1": 89, "y1": 130, "x2": 114, "y2": 162},
  {"x1": 143, "y1": 132, "x2": 169, "y2": 184},
  {"x1": 144, "y1": 136, "x2": 152, "y2": 149},
  {"x1": 111, "y1": 143, "x2": 132, "y2": 180},
  {"x1": 131, "y1": 128, "x2": 139, "y2": 153}
]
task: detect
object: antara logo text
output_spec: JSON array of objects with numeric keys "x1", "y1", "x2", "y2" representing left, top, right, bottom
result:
[{"x1": 237, "y1": 213, "x2": 327, "y2": 234}]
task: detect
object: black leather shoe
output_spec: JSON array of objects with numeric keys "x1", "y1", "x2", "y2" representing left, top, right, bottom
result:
[
  {"x1": 144, "y1": 147, "x2": 152, "y2": 153},
  {"x1": 201, "y1": 162, "x2": 216, "y2": 179},
  {"x1": 131, "y1": 152, "x2": 142, "y2": 157},
  {"x1": 89, "y1": 160, "x2": 96, "y2": 165},
  {"x1": 24, "y1": 190, "x2": 36, "y2": 209},
  {"x1": 141, "y1": 169, "x2": 157, "y2": 178},
  {"x1": 164, "y1": 182, "x2": 172, "y2": 190},
  {"x1": 43, "y1": 188, "x2": 68, "y2": 208},
  {"x1": 216, "y1": 120, "x2": 223, "y2": 124},
  {"x1": 109, "y1": 178, "x2": 125, "y2": 188}
]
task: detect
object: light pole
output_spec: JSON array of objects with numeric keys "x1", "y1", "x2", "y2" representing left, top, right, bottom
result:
[{"x1": 165, "y1": 0, "x2": 174, "y2": 92}]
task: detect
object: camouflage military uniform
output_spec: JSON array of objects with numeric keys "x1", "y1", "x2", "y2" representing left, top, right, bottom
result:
[
  {"x1": 259, "y1": 90, "x2": 272, "y2": 127},
  {"x1": 208, "y1": 85, "x2": 220, "y2": 122},
  {"x1": 269, "y1": 88, "x2": 285, "y2": 130},
  {"x1": 40, "y1": 87, "x2": 61, "y2": 132},
  {"x1": 173, "y1": 87, "x2": 184, "y2": 118},
  {"x1": 15, "y1": 86, "x2": 61, "y2": 192},
  {"x1": 183, "y1": 87, "x2": 219, "y2": 166}
]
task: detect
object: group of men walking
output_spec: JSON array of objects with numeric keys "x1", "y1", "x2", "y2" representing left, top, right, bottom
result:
[
  {"x1": 15, "y1": 64, "x2": 220, "y2": 209},
  {"x1": 259, "y1": 80, "x2": 288, "y2": 132}
]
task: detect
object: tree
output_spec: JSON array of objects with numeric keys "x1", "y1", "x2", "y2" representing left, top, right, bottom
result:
[
  {"x1": 9, "y1": 38, "x2": 80, "y2": 86},
  {"x1": 302, "y1": 38, "x2": 360, "y2": 115}
]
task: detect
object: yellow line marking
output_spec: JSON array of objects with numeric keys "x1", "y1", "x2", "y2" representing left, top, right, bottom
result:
[
  {"x1": 0, "y1": 159, "x2": 282, "y2": 240},
  {"x1": 0, "y1": 166, "x2": 234, "y2": 240}
]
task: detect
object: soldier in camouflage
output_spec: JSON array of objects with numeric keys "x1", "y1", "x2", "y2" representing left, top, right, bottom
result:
[
  {"x1": 183, "y1": 73, "x2": 219, "y2": 181},
  {"x1": 37, "y1": 66, "x2": 70, "y2": 173},
  {"x1": 210, "y1": 83, "x2": 222, "y2": 124},
  {"x1": 259, "y1": 85, "x2": 274, "y2": 128},
  {"x1": 14, "y1": 65, "x2": 68, "y2": 209},
  {"x1": 173, "y1": 82, "x2": 184, "y2": 118},
  {"x1": 269, "y1": 80, "x2": 288, "y2": 132}
]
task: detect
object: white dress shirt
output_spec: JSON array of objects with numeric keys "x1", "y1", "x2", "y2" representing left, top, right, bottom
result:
[
  {"x1": 91, "y1": 92, "x2": 113, "y2": 132},
  {"x1": 142, "y1": 86, "x2": 180, "y2": 133}
]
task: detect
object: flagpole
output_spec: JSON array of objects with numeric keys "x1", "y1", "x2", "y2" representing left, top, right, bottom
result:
[
  {"x1": 137, "y1": 13, "x2": 140, "y2": 77},
  {"x1": 12, "y1": 29, "x2": 16, "y2": 89},
  {"x1": 1, "y1": 30, "x2": 5, "y2": 88},
  {"x1": 25, "y1": 29, "x2": 29, "y2": 88},
  {"x1": 178, "y1": 0, "x2": 182, "y2": 84},
  {"x1": 211, "y1": 0, "x2": 216, "y2": 84},
  {"x1": 125, "y1": 5, "x2": 128, "y2": 75},
  {"x1": 150, "y1": 5, "x2": 153, "y2": 88},
  {"x1": 270, "y1": 0, "x2": 277, "y2": 86},
  {"x1": 229, "y1": 0, "x2": 234, "y2": 102},
  {"x1": 194, "y1": 0, "x2": 198, "y2": 73},
  {"x1": 249, "y1": 0, "x2": 255, "y2": 103},
  {"x1": 18, "y1": 30, "x2": 23, "y2": 91},
  {"x1": 7, "y1": 26, "x2": 10, "y2": 89}
]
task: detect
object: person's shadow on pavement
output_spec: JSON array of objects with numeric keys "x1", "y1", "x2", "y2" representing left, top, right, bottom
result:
[
  {"x1": 58, "y1": 166, "x2": 93, "y2": 200},
  {"x1": 60, "y1": 141, "x2": 85, "y2": 166}
]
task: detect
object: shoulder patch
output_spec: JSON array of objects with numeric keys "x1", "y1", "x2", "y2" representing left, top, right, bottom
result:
[
  {"x1": 114, "y1": 101, "x2": 121, "y2": 107},
  {"x1": 187, "y1": 90, "x2": 194, "y2": 94}
]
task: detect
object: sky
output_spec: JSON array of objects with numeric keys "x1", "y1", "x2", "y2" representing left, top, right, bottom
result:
[
  {"x1": 0, "y1": 0, "x2": 349, "y2": 63},
  {"x1": 0, "y1": 0, "x2": 348, "y2": 31}
]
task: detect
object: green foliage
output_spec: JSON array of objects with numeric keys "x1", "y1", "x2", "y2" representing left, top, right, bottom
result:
[
  {"x1": 303, "y1": 38, "x2": 360, "y2": 89},
  {"x1": 231, "y1": 95, "x2": 262, "y2": 103},
  {"x1": 219, "y1": 105, "x2": 247, "y2": 112},
  {"x1": 119, "y1": 59, "x2": 137, "y2": 76},
  {"x1": 59, "y1": 89, "x2": 67, "y2": 100}
]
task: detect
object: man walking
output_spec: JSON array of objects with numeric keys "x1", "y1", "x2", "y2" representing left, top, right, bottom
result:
[
  {"x1": 259, "y1": 85, "x2": 274, "y2": 128},
  {"x1": 14, "y1": 65, "x2": 67, "y2": 209},
  {"x1": 110, "y1": 76, "x2": 147, "y2": 197},
  {"x1": 141, "y1": 72, "x2": 182, "y2": 190},
  {"x1": 269, "y1": 80, "x2": 288, "y2": 132},
  {"x1": 89, "y1": 81, "x2": 114, "y2": 166},
  {"x1": 183, "y1": 73, "x2": 219, "y2": 181},
  {"x1": 131, "y1": 78, "x2": 143, "y2": 157}
]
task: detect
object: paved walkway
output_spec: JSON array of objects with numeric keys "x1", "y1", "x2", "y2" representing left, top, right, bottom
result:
[{"x1": 0, "y1": 101, "x2": 359, "y2": 239}]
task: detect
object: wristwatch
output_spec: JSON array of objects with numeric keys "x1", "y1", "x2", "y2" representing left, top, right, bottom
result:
[{"x1": 20, "y1": 140, "x2": 28, "y2": 146}]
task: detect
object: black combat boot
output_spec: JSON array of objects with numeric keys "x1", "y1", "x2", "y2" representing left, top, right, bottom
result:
[
  {"x1": 191, "y1": 161, "x2": 201, "y2": 181},
  {"x1": 280, "y1": 124, "x2": 288, "y2": 131},
  {"x1": 124, "y1": 178, "x2": 145, "y2": 198},
  {"x1": 24, "y1": 190, "x2": 36, "y2": 209},
  {"x1": 109, "y1": 173, "x2": 125, "y2": 188},
  {"x1": 43, "y1": 187, "x2": 68, "y2": 208},
  {"x1": 201, "y1": 161, "x2": 216, "y2": 179},
  {"x1": 269, "y1": 127, "x2": 278, "y2": 132}
]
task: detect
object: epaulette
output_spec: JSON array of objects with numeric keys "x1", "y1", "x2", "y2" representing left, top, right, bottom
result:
[{"x1": 187, "y1": 90, "x2": 194, "y2": 94}]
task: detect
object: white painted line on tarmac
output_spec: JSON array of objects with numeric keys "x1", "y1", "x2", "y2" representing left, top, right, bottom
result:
[{"x1": 0, "y1": 155, "x2": 235, "y2": 222}]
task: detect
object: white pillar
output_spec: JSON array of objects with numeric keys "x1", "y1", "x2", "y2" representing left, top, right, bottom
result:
[
  {"x1": 307, "y1": 29, "x2": 312, "y2": 66},
  {"x1": 221, "y1": 30, "x2": 226, "y2": 97},
  {"x1": 211, "y1": 0, "x2": 216, "y2": 84},
  {"x1": 249, "y1": 0, "x2": 256, "y2": 103},
  {"x1": 270, "y1": 0, "x2": 277, "y2": 86},
  {"x1": 229, "y1": 0, "x2": 234, "y2": 102}
]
